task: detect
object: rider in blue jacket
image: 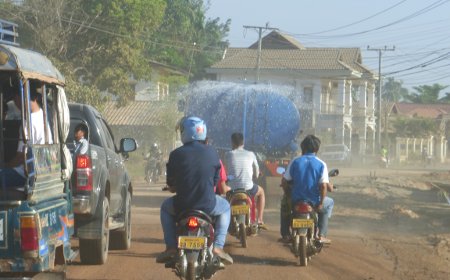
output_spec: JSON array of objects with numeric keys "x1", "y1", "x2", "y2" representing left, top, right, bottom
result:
[
  {"x1": 280, "y1": 135, "x2": 334, "y2": 244},
  {"x1": 157, "y1": 116, "x2": 233, "y2": 265}
]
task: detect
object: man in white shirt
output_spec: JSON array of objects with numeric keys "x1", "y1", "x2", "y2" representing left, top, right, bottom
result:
[
  {"x1": 1, "y1": 90, "x2": 52, "y2": 189},
  {"x1": 224, "y1": 132, "x2": 267, "y2": 228}
]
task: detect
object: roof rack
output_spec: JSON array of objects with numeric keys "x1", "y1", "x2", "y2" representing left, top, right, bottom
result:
[{"x1": 0, "y1": 19, "x2": 19, "y2": 46}]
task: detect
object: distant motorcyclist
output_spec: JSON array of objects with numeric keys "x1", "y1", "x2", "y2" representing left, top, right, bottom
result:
[
  {"x1": 145, "y1": 143, "x2": 163, "y2": 180},
  {"x1": 157, "y1": 116, "x2": 233, "y2": 265},
  {"x1": 280, "y1": 135, "x2": 334, "y2": 244}
]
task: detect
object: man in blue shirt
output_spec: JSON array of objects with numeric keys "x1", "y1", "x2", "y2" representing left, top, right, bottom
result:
[
  {"x1": 157, "y1": 116, "x2": 233, "y2": 265},
  {"x1": 281, "y1": 135, "x2": 334, "y2": 243}
]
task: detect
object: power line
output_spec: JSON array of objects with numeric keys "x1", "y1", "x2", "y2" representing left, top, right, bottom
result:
[
  {"x1": 367, "y1": 46, "x2": 395, "y2": 148},
  {"x1": 297, "y1": 0, "x2": 408, "y2": 35},
  {"x1": 286, "y1": 0, "x2": 450, "y2": 39},
  {"x1": 243, "y1": 24, "x2": 278, "y2": 82}
]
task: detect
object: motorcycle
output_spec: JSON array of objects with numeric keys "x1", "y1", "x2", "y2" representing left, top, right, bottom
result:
[
  {"x1": 227, "y1": 189, "x2": 259, "y2": 248},
  {"x1": 145, "y1": 156, "x2": 160, "y2": 184},
  {"x1": 165, "y1": 210, "x2": 224, "y2": 280},
  {"x1": 290, "y1": 168, "x2": 339, "y2": 266}
]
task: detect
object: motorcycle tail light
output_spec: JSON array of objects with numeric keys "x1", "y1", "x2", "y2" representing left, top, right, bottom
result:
[
  {"x1": 294, "y1": 202, "x2": 313, "y2": 213},
  {"x1": 187, "y1": 217, "x2": 199, "y2": 230}
]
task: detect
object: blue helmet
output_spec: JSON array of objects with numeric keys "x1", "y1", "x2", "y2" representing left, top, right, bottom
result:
[{"x1": 180, "y1": 116, "x2": 207, "y2": 144}]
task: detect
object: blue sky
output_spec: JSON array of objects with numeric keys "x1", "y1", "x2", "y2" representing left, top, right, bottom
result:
[{"x1": 206, "y1": 0, "x2": 450, "y2": 93}]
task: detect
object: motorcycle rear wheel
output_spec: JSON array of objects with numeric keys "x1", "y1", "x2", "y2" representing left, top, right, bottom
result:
[
  {"x1": 298, "y1": 235, "x2": 308, "y2": 267},
  {"x1": 145, "y1": 170, "x2": 152, "y2": 184},
  {"x1": 239, "y1": 223, "x2": 247, "y2": 248},
  {"x1": 186, "y1": 262, "x2": 196, "y2": 280},
  {"x1": 293, "y1": 234, "x2": 299, "y2": 256}
]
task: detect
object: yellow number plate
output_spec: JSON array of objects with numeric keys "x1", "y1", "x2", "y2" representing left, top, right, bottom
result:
[
  {"x1": 292, "y1": 219, "x2": 314, "y2": 229},
  {"x1": 231, "y1": 205, "x2": 250, "y2": 215},
  {"x1": 178, "y1": 236, "x2": 206, "y2": 249}
]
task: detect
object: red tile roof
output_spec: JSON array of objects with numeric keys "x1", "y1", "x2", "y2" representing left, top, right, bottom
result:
[{"x1": 390, "y1": 103, "x2": 450, "y2": 119}]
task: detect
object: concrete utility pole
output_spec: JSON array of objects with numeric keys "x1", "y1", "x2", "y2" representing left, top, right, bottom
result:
[
  {"x1": 243, "y1": 23, "x2": 278, "y2": 83},
  {"x1": 367, "y1": 45, "x2": 395, "y2": 151}
]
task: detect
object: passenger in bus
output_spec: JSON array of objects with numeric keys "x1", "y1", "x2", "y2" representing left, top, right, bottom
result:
[{"x1": 0, "y1": 89, "x2": 52, "y2": 190}]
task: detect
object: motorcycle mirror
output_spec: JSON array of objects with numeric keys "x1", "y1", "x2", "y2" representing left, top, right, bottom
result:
[
  {"x1": 328, "y1": 169, "x2": 339, "y2": 177},
  {"x1": 276, "y1": 167, "x2": 286, "y2": 175}
]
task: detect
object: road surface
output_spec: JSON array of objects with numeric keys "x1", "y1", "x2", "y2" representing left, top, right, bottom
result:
[{"x1": 66, "y1": 166, "x2": 450, "y2": 280}]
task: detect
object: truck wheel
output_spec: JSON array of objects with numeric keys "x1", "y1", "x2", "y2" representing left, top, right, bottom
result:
[
  {"x1": 79, "y1": 197, "x2": 110, "y2": 264},
  {"x1": 110, "y1": 191, "x2": 132, "y2": 250}
]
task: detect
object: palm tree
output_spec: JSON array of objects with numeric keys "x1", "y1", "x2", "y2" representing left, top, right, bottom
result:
[{"x1": 403, "y1": 83, "x2": 448, "y2": 104}]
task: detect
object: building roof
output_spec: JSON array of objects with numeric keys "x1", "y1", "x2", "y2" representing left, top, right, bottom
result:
[
  {"x1": 102, "y1": 101, "x2": 170, "y2": 126},
  {"x1": 390, "y1": 103, "x2": 450, "y2": 119},
  {"x1": 248, "y1": 30, "x2": 305, "y2": 50},
  {"x1": 209, "y1": 30, "x2": 375, "y2": 77}
]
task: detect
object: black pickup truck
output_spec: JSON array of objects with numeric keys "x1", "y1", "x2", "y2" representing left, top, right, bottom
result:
[{"x1": 67, "y1": 103, "x2": 137, "y2": 264}]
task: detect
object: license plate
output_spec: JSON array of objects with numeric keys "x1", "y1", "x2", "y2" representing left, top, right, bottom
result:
[
  {"x1": 292, "y1": 219, "x2": 314, "y2": 229},
  {"x1": 178, "y1": 236, "x2": 206, "y2": 249},
  {"x1": 231, "y1": 205, "x2": 250, "y2": 215}
]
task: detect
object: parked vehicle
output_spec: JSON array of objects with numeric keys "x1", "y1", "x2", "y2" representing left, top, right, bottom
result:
[
  {"x1": 67, "y1": 103, "x2": 137, "y2": 264},
  {"x1": 290, "y1": 168, "x2": 339, "y2": 266},
  {"x1": 0, "y1": 41, "x2": 74, "y2": 277},
  {"x1": 227, "y1": 189, "x2": 259, "y2": 248},
  {"x1": 319, "y1": 144, "x2": 352, "y2": 166},
  {"x1": 165, "y1": 210, "x2": 223, "y2": 280}
]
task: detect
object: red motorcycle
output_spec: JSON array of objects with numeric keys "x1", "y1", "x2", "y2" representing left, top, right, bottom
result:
[{"x1": 227, "y1": 189, "x2": 259, "y2": 248}]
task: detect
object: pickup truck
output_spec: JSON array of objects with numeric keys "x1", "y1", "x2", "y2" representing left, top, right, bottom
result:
[{"x1": 67, "y1": 103, "x2": 137, "y2": 264}]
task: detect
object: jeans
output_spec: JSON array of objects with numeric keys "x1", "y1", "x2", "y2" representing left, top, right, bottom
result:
[
  {"x1": 317, "y1": 196, "x2": 334, "y2": 237},
  {"x1": 160, "y1": 195, "x2": 230, "y2": 249}
]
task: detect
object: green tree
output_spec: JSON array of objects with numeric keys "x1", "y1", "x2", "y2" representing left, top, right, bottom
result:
[
  {"x1": 403, "y1": 83, "x2": 448, "y2": 104},
  {"x1": 391, "y1": 117, "x2": 439, "y2": 138},
  {"x1": 382, "y1": 77, "x2": 408, "y2": 102},
  {"x1": 149, "y1": 0, "x2": 230, "y2": 80},
  {"x1": 1, "y1": 0, "x2": 230, "y2": 103},
  {"x1": 1, "y1": 0, "x2": 166, "y2": 103}
]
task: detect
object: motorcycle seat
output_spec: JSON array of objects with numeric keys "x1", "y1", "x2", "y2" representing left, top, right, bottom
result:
[{"x1": 177, "y1": 209, "x2": 213, "y2": 224}]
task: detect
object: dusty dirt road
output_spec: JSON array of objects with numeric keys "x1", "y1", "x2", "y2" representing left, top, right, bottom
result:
[{"x1": 66, "y1": 166, "x2": 450, "y2": 280}]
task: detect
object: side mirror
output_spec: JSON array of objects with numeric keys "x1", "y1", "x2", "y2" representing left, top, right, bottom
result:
[{"x1": 120, "y1": 138, "x2": 137, "y2": 153}]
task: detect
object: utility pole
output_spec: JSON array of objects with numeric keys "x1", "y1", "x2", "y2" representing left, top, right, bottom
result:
[
  {"x1": 243, "y1": 23, "x2": 278, "y2": 83},
  {"x1": 367, "y1": 45, "x2": 395, "y2": 151}
]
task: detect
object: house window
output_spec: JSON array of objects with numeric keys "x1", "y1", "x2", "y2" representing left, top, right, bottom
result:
[
  {"x1": 157, "y1": 82, "x2": 169, "y2": 100},
  {"x1": 304, "y1": 87, "x2": 313, "y2": 103},
  {"x1": 352, "y1": 85, "x2": 359, "y2": 103}
]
